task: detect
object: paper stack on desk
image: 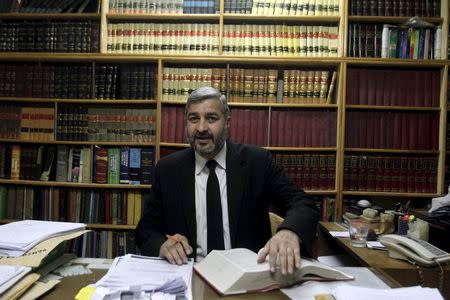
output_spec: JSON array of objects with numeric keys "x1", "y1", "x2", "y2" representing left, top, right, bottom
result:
[
  {"x1": 0, "y1": 265, "x2": 31, "y2": 294},
  {"x1": 90, "y1": 254, "x2": 193, "y2": 300},
  {"x1": 0, "y1": 220, "x2": 86, "y2": 257}
]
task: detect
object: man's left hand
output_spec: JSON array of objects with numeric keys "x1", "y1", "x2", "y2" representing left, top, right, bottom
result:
[{"x1": 256, "y1": 229, "x2": 301, "y2": 275}]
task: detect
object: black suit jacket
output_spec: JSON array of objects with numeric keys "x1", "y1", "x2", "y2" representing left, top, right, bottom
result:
[{"x1": 135, "y1": 142, "x2": 320, "y2": 258}]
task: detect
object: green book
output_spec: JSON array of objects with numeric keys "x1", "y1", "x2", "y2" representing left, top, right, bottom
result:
[
  {"x1": 107, "y1": 148, "x2": 121, "y2": 184},
  {"x1": 388, "y1": 27, "x2": 398, "y2": 58}
]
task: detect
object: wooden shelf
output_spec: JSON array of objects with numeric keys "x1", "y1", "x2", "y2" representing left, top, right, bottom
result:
[
  {"x1": 345, "y1": 105, "x2": 441, "y2": 111},
  {"x1": 344, "y1": 57, "x2": 447, "y2": 66},
  {"x1": 0, "y1": 179, "x2": 151, "y2": 189},
  {"x1": 0, "y1": 97, "x2": 157, "y2": 104},
  {"x1": 265, "y1": 147, "x2": 338, "y2": 152},
  {"x1": 0, "y1": 13, "x2": 100, "y2": 19},
  {"x1": 0, "y1": 139, "x2": 155, "y2": 146},
  {"x1": 223, "y1": 14, "x2": 340, "y2": 23},
  {"x1": 107, "y1": 13, "x2": 220, "y2": 21},
  {"x1": 348, "y1": 16, "x2": 443, "y2": 24},
  {"x1": 343, "y1": 191, "x2": 440, "y2": 197},
  {"x1": 86, "y1": 224, "x2": 137, "y2": 230},
  {"x1": 344, "y1": 148, "x2": 439, "y2": 154}
]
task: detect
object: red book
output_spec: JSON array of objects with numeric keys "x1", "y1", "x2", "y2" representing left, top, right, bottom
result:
[
  {"x1": 406, "y1": 157, "x2": 416, "y2": 193},
  {"x1": 366, "y1": 156, "x2": 377, "y2": 191},
  {"x1": 270, "y1": 110, "x2": 279, "y2": 146},
  {"x1": 374, "y1": 69, "x2": 385, "y2": 106},
  {"x1": 432, "y1": 113, "x2": 439, "y2": 150},
  {"x1": 358, "y1": 112, "x2": 367, "y2": 148},
  {"x1": 349, "y1": 155, "x2": 360, "y2": 191},
  {"x1": 278, "y1": 110, "x2": 288, "y2": 147},
  {"x1": 390, "y1": 157, "x2": 400, "y2": 192},
  {"x1": 400, "y1": 113, "x2": 409, "y2": 149},
  {"x1": 175, "y1": 107, "x2": 184, "y2": 143},
  {"x1": 327, "y1": 155, "x2": 336, "y2": 190},
  {"x1": 375, "y1": 156, "x2": 384, "y2": 192},
  {"x1": 382, "y1": 157, "x2": 395, "y2": 192},
  {"x1": 94, "y1": 147, "x2": 108, "y2": 184},
  {"x1": 414, "y1": 158, "x2": 425, "y2": 193},
  {"x1": 358, "y1": 155, "x2": 368, "y2": 191},
  {"x1": 358, "y1": 69, "x2": 368, "y2": 105},
  {"x1": 378, "y1": 112, "x2": 386, "y2": 148},
  {"x1": 303, "y1": 154, "x2": 312, "y2": 190},
  {"x1": 304, "y1": 111, "x2": 313, "y2": 147},
  {"x1": 366, "y1": 70, "x2": 376, "y2": 105},
  {"x1": 413, "y1": 71, "x2": 424, "y2": 107},
  {"x1": 249, "y1": 109, "x2": 258, "y2": 145},
  {"x1": 343, "y1": 156, "x2": 351, "y2": 191},
  {"x1": 392, "y1": 113, "x2": 402, "y2": 149},
  {"x1": 284, "y1": 110, "x2": 293, "y2": 147},
  {"x1": 311, "y1": 112, "x2": 320, "y2": 147},
  {"x1": 408, "y1": 113, "x2": 418, "y2": 150},
  {"x1": 230, "y1": 108, "x2": 239, "y2": 142},
  {"x1": 296, "y1": 111, "x2": 306, "y2": 147},
  {"x1": 346, "y1": 68, "x2": 359, "y2": 105},
  {"x1": 295, "y1": 154, "x2": 304, "y2": 187},
  {"x1": 431, "y1": 71, "x2": 440, "y2": 107},
  {"x1": 243, "y1": 109, "x2": 252, "y2": 143},
  {"x1": 168, "y1": 107, "x2": 177, "y2": 143},
  {"x1": 160, "y1": 107, "x2": 168, "y2": 142},
  {"x1": 310, "y1": 155, "x2": 320, "y2": 190},
  {"x1": 399, "y1": 157, "x2": 408, "y2": 193}
]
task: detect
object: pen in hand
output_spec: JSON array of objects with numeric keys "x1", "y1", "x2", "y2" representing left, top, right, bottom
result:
[{"x1": 165, "y1": 234, "x2": 182, "y2": 244}]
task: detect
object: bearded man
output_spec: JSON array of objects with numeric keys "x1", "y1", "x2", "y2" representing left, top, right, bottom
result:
[{"x1": 136, "y1": 86, "x2": 319, "y2": 275}]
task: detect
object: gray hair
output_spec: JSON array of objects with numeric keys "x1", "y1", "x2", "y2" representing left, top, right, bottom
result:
[{"x1": 185, "y1": 86, "x2": 230, "y2": 118}]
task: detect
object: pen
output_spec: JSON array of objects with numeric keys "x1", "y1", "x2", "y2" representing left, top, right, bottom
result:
[{"x1": 166, "y1": 234, "x2": 182, "y2": 243}]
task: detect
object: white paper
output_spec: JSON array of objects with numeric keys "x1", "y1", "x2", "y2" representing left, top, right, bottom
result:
[
  {"x1": 93, "y1": 254, "x2": 193, "y2": 300},
  {"x1": 0, "y1": 220, "x2": 85, "y2": 257},
  {"x1": 0, "y1": 265, "x2": 31, "y2": 294},
  {"x1": 333, "y1": 285, "x2": 444, "y2": 300},
  {"x1": 329, "y1": 231, "x2": 350, "y2": 238},
  {"x1": 282, "y1": 267, "x2": 390, "y2": 300},
  {"x1": 366, "y1": 241, "x2": 386, "y2": 250}
]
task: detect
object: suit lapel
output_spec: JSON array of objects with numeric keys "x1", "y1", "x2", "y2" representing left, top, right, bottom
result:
[
  {"x1": 179, "y1": 149, "x2": 197, "y2": 245},
  {"x1": 226, "y1": 143, "x2": 246, "y2": 247}
]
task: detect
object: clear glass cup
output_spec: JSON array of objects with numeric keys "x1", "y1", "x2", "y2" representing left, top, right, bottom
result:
[{"x1": 348, "y1": 219, "x2": 370, "y2": 247}]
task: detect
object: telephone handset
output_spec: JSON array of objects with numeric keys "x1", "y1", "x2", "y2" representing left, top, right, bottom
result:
[{"x1": 379, "y1": 234, "x2": 450, "y2": 267}]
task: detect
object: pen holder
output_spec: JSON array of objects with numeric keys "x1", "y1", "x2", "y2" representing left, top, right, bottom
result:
[{"x1": 397, "y1": 216, "x2": 409, "y2": 235}]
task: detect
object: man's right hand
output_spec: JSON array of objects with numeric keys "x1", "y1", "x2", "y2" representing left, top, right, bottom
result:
[{"x1": 159, "y1": 234, "x2": 193, "y2": 265}]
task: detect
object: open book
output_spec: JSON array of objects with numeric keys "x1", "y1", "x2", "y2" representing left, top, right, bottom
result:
[{"x1": 194, "y1": 248, "x2": 354, "y2": 295}]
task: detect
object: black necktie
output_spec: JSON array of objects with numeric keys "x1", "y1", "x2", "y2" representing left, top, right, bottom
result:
[{"x1": 206, "y1": 160, "x2": 224, "y2": 253}]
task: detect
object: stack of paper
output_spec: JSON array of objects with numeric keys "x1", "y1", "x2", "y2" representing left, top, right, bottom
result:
[
  {"x1": 0, "y1": 265, "x2": 31, "y2": 294},
  {"x1": 92, "y1": 254, "x2": 193, "y2": 300},
  {"x1": 0, "y1": 220, "x2": 86, "y2": 257}
]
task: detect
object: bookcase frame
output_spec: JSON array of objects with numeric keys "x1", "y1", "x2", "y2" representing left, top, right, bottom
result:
[{"x1": 0, "y1": 0, "x2": 448, "y2": 230}]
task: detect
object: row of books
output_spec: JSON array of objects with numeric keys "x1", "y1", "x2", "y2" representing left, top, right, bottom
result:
[
  {"x1": 349, "y1": 0, "x2": 440, "y2": 17},
  {"x1": 281, "y1": 69, "x2": 336, "y2": 104},
  {"x1": 57, "y1": 106, "x2": 156, "y2": 143},
  {"x1": 271, "y1": 110, "x2": 337, "y2": 147},
  {"x1": 380, "y1": 25, "x2": 441, "y2": 60},
  {"x1": 0, "y1": 106, "x2": 54, "y2": 141},
  {"x1": 346, "y1": 68, "x2": 440, "y2": 107},
  {"x1": 162, "y1": 67, "x2": 338, "y2": 104},
  {"x1": 73, "y1": 230, "x2": 138, "y2": 258},
  {"x1": 347, "y1": 23, "x2": 441, "y2": 59},
  {"x1": 0, "y1": 144, "x2": 155, "y2": 185},
  {"x1": 222, "y1": 24, "x2": 339, "y2": 57},
  {"x1": 160, "y1": 106, "x2": 337, "y2": 148},
  {"x1": 57, "y1": 146, "x2": 153, "y2": 184},
  {"x1": 343, "y1": 155, "x2": 437, "y2": 193},
  {"x1": 225, "y1": 0, "x2": 340, "y2": 16},
  {"x1": 345, "y1": 111, "x2": 439, "y2": 150},
  {"x1": 106, "y1": 23, "x2": 219, "y2": 55},
  {"x1": 0, "y1": 63, "x2": 93, "y2": 98},
  {"x1": 274, "y1": 153, "x2": 336, "y2": 191},
  {"x1": 95, "y1": 64, "x2": 157, "y2": 100},
  {"x1": 109, "y1": 0, "x2": 219, "y2": 14},
  {"x1": 0, "y1": 21, "x2": 100, "y2": 53},
  {"x1": 0, "y1": 0, "x2": 99, "y2": 13},
  {"x1": 162, "y1": 67, "x2": 227, "y2": 102},
  {"x1": 0, "y1": 186, "x2": 143, "y2": 226}
]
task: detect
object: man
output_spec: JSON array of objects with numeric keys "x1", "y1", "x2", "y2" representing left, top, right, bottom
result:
[{"x1": 136, "y1": 86, "x2": 319, "y2": 275}]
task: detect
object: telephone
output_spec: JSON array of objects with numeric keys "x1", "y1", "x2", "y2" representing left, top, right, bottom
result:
[{"x1": 379, "y1": 234, "x2": 450, "y2": 267}]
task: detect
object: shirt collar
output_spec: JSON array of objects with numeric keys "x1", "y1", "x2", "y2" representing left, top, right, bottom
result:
[{"x1": 195, "y1": 141, "x2": 227, "y2": 175}]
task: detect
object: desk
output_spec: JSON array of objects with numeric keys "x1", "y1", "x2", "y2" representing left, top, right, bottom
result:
[
  {"x1": 41, "y1": 269, "x2": 289, "y2": 300},
  {"x1": 319, "y1": 222, "x2": 450, "y2": 300}
]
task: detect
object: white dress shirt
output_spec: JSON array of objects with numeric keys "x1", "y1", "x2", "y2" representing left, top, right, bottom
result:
[{"x1": 194, "y1": 142, "x2": 231, "y2": 261}]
